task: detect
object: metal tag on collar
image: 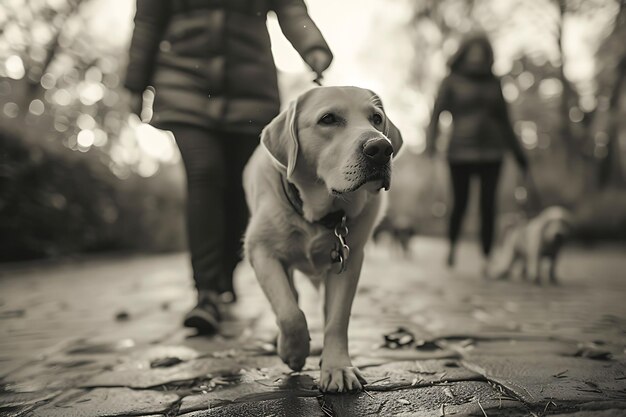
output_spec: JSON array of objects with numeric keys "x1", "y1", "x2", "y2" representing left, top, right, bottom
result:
[{"x1": 330, "y1": 215, "x2": 350, "y2": 274}]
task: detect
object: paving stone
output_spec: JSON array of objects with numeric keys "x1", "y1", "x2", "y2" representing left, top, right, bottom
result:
[
  {"x1": 0, "y1": 406, "x2": 40, "y2": 417},
  {"x1": 462, "y1": 355, "x2": 626, "y2": 405},
  {"x1": 455, "y1": 338, "x2": 581, "y2": 358},
  {"x1": 551, "y1": 410, "x2": 626, "y2": 417},
  {"x1": 357, "y1": 347, "x2": 461, "y2": 362},
  {"x1": 82, "y1": 358, "x2": 228, "y2": 389},
  {"x1": 82, "y1": 354, "x2": 288, "y2": 389},
  {"x1": 4, "y1": 353, "x2": 116, "y2": 391},
  {"x1": 28, "y1": 388, "x2": 179, "y2": 417},
  {"x1": 323, "y1": 381, "x2": 523, "y2": 417},
  {"x1": 178, "y1": 373, "x2": 319, "y2": 413},
  {"x1": 0, "y1": 390, "x2": 61, "y2": 409},
  {"x1": 179, "y1": 396, "x2": 323, "y2": 417},
  {"x1": 358, "y1": 359, "x2": 485, "y2": 391},
  {"x1": 579, "y1": 400, "x2": 626, "y2": 410}
]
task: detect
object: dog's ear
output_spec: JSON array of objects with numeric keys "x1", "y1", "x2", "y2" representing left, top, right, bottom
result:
[
  {"x1": 261, "y1": 99, "x2": 299, "y2": 178},
  {"x1": 369, "y1": 91, "x2": 403, "y2": 157},
  {"x1": 385, "y1": 116, "x2": 403, "y2": 158}
]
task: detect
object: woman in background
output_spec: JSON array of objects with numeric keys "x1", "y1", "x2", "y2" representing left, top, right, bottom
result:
[
  {"x1": 125, "y1": 0, "x2": 332, "y2": 334},
  {"x1": 427, "y1": 32, "x2": 527, "y2": 269}
]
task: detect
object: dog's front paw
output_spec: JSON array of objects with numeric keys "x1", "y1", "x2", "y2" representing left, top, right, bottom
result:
[
  {"x1": 319, "y1": 363, "x2": 367, "y2": 393},
  {"x1": 277, "y1": 312, "x2": 310, "y2": 371}
]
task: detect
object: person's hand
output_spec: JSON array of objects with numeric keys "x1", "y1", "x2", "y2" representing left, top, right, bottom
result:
[
  {"x1": 304, "y1": 48, "x2": 332, "y2": 78},
  {"x1": 128, "y1": 91, "x2": 143, "y2": 119}
]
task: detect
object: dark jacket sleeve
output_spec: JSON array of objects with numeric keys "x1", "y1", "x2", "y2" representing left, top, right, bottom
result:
[
  {"x1": 272, "y1": 0, "x2": 332, "y2": 64},
  {"x1": 494, "y1": 82, "x2": 528, "y2": 169},
  {"x1": 124, "y1": 0, "x2": 171, "y2": 93},
  {"x1": 426, "y1": 76, "x2": 452, "y2": 153}
]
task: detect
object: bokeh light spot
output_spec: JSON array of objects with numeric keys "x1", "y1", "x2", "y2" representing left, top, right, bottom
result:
[
  {"x1": 77, "y1": 114, "x2": 96, "y2": 130},
  {"x1": 29, "y1": 99, "x2": 45, "y2": 116},
  {"x1": 5, "y1": 55, "x2": 25, "y2": 80},
  {"x1": 53, "y1": 89, "x2": 72, "y2": 106},
  {"x1": 3, "y1": 102, "x2": 19, "y2": 118},
  {"x1": 569, "y1": 107, "x2": 584, "y2": 123},
  {"x1": 77, "y1": 129, "x2": 95, "y2": 148}
]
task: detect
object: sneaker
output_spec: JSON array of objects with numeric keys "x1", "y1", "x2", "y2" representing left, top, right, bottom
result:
[{"x1": 183, "y1": 291, "x2": 221, "y2": 334}]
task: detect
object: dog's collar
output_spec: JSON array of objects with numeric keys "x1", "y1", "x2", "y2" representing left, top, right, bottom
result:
[{"x1": 280, "y1": 175, "x2": 346, "y2": 230}]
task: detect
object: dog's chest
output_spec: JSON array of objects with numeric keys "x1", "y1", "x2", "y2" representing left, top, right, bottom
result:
[{"x1": 286, "y1": 225, "x2": 338, "y2": 277}]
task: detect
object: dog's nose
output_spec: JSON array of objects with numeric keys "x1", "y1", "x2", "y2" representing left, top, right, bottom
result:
[{"x1": 363, "y1": 138, "x2": 393, "y2": 165}]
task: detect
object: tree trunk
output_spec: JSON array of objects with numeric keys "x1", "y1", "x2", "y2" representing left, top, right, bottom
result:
[
  {"x1": 556, "y1": 0, "x2": 575, "y2": 162},
  {"x1": 597, "y1": 0, "x2": 626, "y2": 188}
]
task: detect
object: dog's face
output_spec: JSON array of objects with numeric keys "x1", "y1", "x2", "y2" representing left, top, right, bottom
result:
[
  {"x1": 262, "y1": 87, "x2": 403, "y2": 194},
  {"x1": 544, "y1": 218, "x2": 572, "y2": 246}
]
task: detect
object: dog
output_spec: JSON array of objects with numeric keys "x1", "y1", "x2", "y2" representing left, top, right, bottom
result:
[
  {"x1": 491, "y1": 206, "x2": 573, "y2": 284},
  {"x1": 243, "y1": 86, "x2": 402, "y2": 393},
  {"x1": 372, "y1": 216, "x2": 417, "y2": 258}
]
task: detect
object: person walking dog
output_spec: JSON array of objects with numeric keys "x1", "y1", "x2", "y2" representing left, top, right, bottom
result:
[
  {"x1": 426, "y1": 32, "x2": 527, "y2": 269},
  {"x1": 125, "y1": 0, "x2": 333, "y2": 334}
]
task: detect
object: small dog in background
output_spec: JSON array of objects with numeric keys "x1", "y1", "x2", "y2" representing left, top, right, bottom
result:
[
  {"x1": 491, "y1": 206, "x2": 574, "y2": 284},
  {"x1": 372, "y1": 216, "x2": 417, "y2": 258}
]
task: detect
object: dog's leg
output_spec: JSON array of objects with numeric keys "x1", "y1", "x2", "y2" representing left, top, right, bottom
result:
[
  {"x1": 519, "y1": 258, "x2": 528, "y2": 280},
  {"x1": 548, "y1": 255, "x2": 559, "y2": 284},
  {"x1": 250, "y1": 247, "x2": 310, "y2": 371},
  {"x1": 494, "y1": 235, "x2": 516, "y2": 280},
  {"x1": 528, "y1": 251, "x2": 541, "y2": 284},
  {"x1": 319, "y1": 250, "x2": 367, "y2": 393},
  {"x1": 286, "y1": 268, "x2": 298, "y2": 301}
]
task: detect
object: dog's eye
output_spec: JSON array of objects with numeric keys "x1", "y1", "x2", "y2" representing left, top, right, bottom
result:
[
  {"x1": 319, "y1": 113, "x2": 338, "y2": 125},
  {"x1": 372, "y1": 113, "x2": 383, "y2": 125}
]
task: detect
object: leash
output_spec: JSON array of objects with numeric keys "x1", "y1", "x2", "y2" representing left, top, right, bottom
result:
[{"x1": 517, "y1": 165, "x2": 543, "y2": 218}]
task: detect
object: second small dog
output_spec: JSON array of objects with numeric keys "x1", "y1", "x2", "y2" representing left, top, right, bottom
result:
[{"x1": 491, "y1": 206, "x2": 573, "y2": 284}]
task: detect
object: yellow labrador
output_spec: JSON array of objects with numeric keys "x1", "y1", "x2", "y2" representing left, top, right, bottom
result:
[
  {"x1": 243, "y1": 86, "x2": 402, "y2": 392},
  {"x1": 491, "y1": 206, "x2": 573, "y2": 284}
]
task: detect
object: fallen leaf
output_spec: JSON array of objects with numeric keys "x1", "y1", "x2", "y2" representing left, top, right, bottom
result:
[
  {"x1": 150, "y1": 357, "x2": 183, "y2": 368},
  {"x1": 115, "y1": 311, "x2": 130, "y2": 321},
  {"x1": 383, "y1": 327, "x2": 415, "y2": 349}
]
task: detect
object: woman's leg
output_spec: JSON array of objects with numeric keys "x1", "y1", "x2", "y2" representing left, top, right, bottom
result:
[
  {"x1": 169, "y1": 124, "x2": 226, "y2": 332},
  {"x1": 447, "y1": 162, "x2": 471, "y2": 266},
  {"x1": 478, "y1": 161, "x2": 502, "y2": 257},
  {"x1": 221, "y1": 133, "x2": 260, "y2": 298}
]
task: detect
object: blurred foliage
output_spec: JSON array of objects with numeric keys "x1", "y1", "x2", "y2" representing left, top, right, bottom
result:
[
  {"x1": 0, "y1": 126, "x2": 186, "y2": 261},
  {"x1": 1, "y1": 129, "x2": 185, "y2": 261},
  {"x1": 384, "y1": 0, "x2": 626, "y2": 240},
  {"x1": 0, "y1": 0, "x2": 185, "y2": 260}
]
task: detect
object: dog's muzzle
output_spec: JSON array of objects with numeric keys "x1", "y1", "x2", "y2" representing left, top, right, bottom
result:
[
  {"x1": 363, "y1": 138, "x2": 392, "y2": 190},
  {"x1": 363, "y1": 137, "x2": 393, "y2": 166}
]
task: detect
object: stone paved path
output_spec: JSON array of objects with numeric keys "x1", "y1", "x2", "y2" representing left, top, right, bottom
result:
[{"x1": 1, "y1": 238, "x2": 625, "y2": 416}]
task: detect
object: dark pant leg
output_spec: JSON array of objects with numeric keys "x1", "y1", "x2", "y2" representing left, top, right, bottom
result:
[
  {"x1": 169, "y1": 125, "x2": 227, "y2": 292},
  {"x1": 477, "y1": 161, "x2": 502, "y2": 256},
  {"x1": 221, "y1": 133, "x2": 259, "y2": 291},
  {"x1": 448, "y1": 162, "x2": 472, "y2": 247}
]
